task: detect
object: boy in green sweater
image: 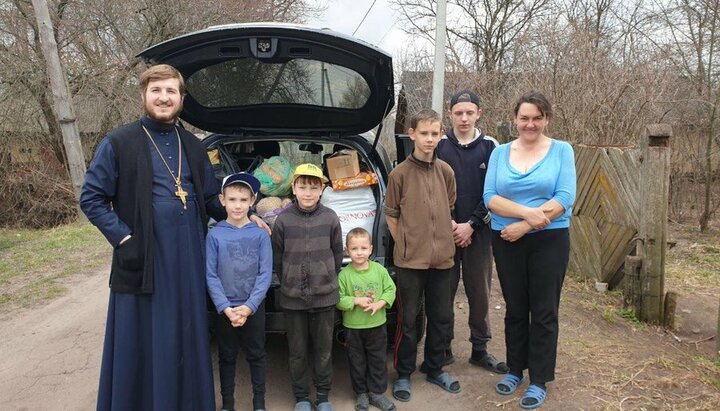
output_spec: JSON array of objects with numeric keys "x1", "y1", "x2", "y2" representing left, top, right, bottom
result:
[{"x1": 337, "y1": 228, "x2": 397, "y2": 411}]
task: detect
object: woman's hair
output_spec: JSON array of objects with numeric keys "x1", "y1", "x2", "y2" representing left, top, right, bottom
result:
[{"x1": 513, "y1": 92, "x2": 552, "y2": 119}]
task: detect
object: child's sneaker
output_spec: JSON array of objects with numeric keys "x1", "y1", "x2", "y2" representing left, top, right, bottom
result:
[
  {"x1": 369, "y1": 393, "x2": 396, "y2": 411},
  {"x1": 355, "y1": 393, "x2": 369, "y2": 411}
]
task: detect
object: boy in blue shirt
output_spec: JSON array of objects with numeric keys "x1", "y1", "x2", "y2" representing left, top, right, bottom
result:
[{"x1": 206, "y1": 172, "x2": 272, "y2": 411}]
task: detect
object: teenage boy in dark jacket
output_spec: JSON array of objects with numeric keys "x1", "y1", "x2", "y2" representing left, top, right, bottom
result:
[{"x1": 435, "y1": 89, "x2": 508, "y2": 374}]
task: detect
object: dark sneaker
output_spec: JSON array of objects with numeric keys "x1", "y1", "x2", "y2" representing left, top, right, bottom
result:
[
  {"x1": 355, "y1": 393, "x2": 369, "y2": 411},
  {"x1": 369, "y1": 393, "x2": 397, "y2": 411}
]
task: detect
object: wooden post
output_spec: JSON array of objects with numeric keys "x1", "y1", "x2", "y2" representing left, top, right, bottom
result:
[
  {"x1": 496, "y1": 121, "x2": 512, "y2": 144},
  {"x1": 717, "y1": 295, "x2": 720, "y2": 358},
  {"x1": 623, "y1": 254, "x2": 642, "y2": 309},
  {"x1": 663, "y1": 291, "x2": 677, "y2": 329},
  {"x1": 31, "y1": 0, "x2": 86, "y2": 202},
  {"x1": 637, "y1": 124, "x2": 671, "y2": 323}
]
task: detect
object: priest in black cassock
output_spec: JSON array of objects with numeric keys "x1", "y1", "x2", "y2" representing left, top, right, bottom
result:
[{"x1": 80, "y1": 64, "x2": 263, "y2": 410}]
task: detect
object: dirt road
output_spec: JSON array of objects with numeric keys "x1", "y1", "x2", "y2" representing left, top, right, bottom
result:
[
  {"x1": 1, "y1": 267, "x2": 718, "y2": 410},
  {"x1": 0, "y1": 270, "x2": 514, "y2": 411}
]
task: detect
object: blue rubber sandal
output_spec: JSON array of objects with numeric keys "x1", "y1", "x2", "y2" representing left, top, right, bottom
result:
[
  {"x1": 520, "y1": 384, "x2": 547, "y2": 409},
  {"x1": 392, "y1": 378, "x2": 412, "y2": 402},
  {"x1": 495, "y1": 374, "x2": 525, "y2": 395},
  {"x1": 426, "y1": 372, "x2": 461, "y2": 394}
]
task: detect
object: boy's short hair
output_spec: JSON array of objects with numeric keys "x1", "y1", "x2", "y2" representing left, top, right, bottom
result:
[
  {"x1": 409, "y1": 108, "x2": 442, "y2": 129},
  {"x1": 293, "y1": 175, "x2": 324, "y2": 186},
  {"x1": 346, "y1": 227, "x2": 372, "y2": 245}
]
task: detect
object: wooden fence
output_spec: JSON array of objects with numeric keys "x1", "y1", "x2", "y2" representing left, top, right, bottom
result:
[{"x1": 568, "y1": 144, "x2": 642, "y2": 288}]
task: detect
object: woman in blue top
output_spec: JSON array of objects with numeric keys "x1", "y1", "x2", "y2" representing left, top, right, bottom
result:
[{"x1": 483, "y1": 92, "x2": 576, "y2": 409}]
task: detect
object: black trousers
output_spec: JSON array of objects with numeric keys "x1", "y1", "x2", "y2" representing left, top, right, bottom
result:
[
  {"x1": 284, "y1": 307, "x2": 335, "y2": 400},
  {"x1": 492, "y1": 228, "x2": 569, "y2": 385},
  {"x1": 449, "y1": 224, "x2": 494, "y2": 351},
  {"x1": 345, "y1": 325, "x2": 388, "y2": 395},
  {"x1": 393, "y1": 267, "x2": 453, "y2": 377},
  {"x1": 216, "y1": 303, "x2": 266, "y2": 408}
]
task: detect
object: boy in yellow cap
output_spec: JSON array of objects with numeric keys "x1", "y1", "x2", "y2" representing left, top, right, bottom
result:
[{"x1": 271, "y1": 163, "x2": 343, "y2": 411}]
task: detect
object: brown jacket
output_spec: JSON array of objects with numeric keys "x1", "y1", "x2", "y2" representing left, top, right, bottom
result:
[{"x1": 384, "y1": 153, "x2": 456, "y2": 269}]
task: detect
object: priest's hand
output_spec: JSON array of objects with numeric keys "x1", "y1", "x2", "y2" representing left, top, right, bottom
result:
[{"x1": 250, "y1": 214, "x2": 272, "y2": 235}]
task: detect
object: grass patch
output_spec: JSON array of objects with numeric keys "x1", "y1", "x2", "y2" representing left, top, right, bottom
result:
[{"x1": 0, "y1": 220, "x2": 110, "y2": 311}]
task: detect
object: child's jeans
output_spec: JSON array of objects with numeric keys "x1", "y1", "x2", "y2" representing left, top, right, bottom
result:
[
  {"x1": 216, "y1": 303, "x2": 266, "y2": 409},
  {"x1": 284, "y1": 306, "x2": 335, "y2": 400},
  {"x1": 345, "y1": 325, "x2": 388, "y2": 395},
  {"x1": 394, "y1": 267, "x2": 453, "y2": 377}
]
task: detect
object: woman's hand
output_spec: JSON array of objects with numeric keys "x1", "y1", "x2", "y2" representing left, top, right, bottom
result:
[
  {"x1": 500, "y1": 221, "x2": 532, "y2": 242},
  {"x1": 523, "y1": 207, "x2": 550, "y2": 229}
]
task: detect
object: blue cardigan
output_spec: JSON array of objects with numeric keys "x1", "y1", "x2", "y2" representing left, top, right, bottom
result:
[
  {"x1": 483, "y1": 139, "x2": 576, "y2": 231},
  {"x1": 205, "y1": 220, "x2": 272, "y2": 314}
]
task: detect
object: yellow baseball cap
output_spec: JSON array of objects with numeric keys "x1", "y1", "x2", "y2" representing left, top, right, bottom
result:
[{"x1": 293, "y1": 163, "x2": 329, "y2": 183}]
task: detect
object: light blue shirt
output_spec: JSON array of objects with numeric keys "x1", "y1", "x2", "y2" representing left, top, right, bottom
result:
[{"x1": 483, "y1": 139, "x2": 576, "y2": 231}]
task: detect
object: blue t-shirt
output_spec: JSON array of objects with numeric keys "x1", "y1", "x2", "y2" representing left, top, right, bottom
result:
[{"x1": 483, "y1": 139, "x2": 576, "y2": 231}]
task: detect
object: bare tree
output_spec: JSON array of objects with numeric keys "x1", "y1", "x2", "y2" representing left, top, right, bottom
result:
[
  {"x1": 0, "y1": 0, "x2": 322, "y2": 227},
  {"x1": 393, "y1": 0, "x2": 549, "y2": 72},
  {"x1": 651, "y1": 0, "x2": 720, "y2": 231}
]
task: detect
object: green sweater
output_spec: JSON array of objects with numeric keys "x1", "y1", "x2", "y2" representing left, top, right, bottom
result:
[{"x1": 337, "y1": 261, "x2": 396, "y2": 329}]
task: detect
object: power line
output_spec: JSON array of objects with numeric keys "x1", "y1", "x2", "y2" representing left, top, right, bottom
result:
[{"x1": 352, "y1": 0, "x2": 379, "y2": 36}]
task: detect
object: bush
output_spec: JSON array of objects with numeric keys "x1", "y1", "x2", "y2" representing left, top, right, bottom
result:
[{"x1": 0, "y1": 149, "x2": 78, "y2": 229}]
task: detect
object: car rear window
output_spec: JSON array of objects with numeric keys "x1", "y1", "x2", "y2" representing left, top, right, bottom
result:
[{"x1": 186, "y1": 58, "x2": 371, "y2": 109}]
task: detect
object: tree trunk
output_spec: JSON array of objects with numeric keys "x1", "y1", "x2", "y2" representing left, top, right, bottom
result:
[
  {"x1": 700, "y1": 117, "x2": 714, "y2": 232},
  {"x1": 31, "y1": 0, "x2": 86, "y2": 201}
]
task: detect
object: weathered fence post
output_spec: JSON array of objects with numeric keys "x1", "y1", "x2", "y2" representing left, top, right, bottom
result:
[
  {"x1": 636, "y1": 124, "x2": 671, "y2": 323},
  {"x1": 496, "y1": 121, "x2": 512, "y2": 144}
]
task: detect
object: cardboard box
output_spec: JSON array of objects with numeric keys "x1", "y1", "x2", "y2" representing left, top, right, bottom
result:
[{"x1": 326, "y1": 150, "x2": 360, "y2": 180}]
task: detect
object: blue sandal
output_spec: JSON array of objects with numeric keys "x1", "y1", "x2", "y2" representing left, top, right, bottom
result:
[
  {"x1": 426, "y1": 372, "x2": 461, "y2": 394},
  {"x1": 520, "y1": 384, "x2": 547, "y2": 409},
  {"x1": 495, "y1": 374, "x2": 524, "y2": 395},
  {"x1": 392, "y1": 378, "x2": 412, "y2": 402}
]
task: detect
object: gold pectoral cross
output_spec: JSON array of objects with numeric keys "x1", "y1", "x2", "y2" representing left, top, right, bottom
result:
[{"x1": 175, "y1": 179, "x2": 188, "y2": 209}]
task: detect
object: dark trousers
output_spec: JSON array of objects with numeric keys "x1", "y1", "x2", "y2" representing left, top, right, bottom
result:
[
  {"x1": 216, "y1": 303, "x2": 266, "y2": 409},
  {"x1": 393, "y1": 267, "x2": 453, "y2": 376},
  {"x1": 492, "y1": 228, "x2": 569, "y2": 385},
  {"x1": 346, "y1": 325, "x2": 388, "y2": 395},
  {"x1": 449, "y1": 224, "x2": 494, "y2": 351},
  {"x1": 285, "y1": 307, "x2": 335, "y2": 399}
]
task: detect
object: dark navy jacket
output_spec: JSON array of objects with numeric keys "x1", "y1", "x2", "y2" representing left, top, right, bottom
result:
[{"x1": 436, "y1": 128, "x2": 498, "y2": 226}]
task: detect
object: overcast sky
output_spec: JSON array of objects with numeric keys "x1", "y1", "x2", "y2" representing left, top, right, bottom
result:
[{"x1": 307, "y1": 0, "x2": 408, "y2": 56}]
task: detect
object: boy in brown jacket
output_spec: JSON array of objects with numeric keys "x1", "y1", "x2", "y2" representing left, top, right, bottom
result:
[{"x1": 385, "y1": 109, "x2": 459, "y2": 402}]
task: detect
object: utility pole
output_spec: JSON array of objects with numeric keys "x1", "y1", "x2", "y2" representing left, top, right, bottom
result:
[
  {"x1": 31, "y1": 0, "x2": 86, "y2": 202},
  {"x1": 431, "y1": 0, "x2": 447, "y2": 114}
]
